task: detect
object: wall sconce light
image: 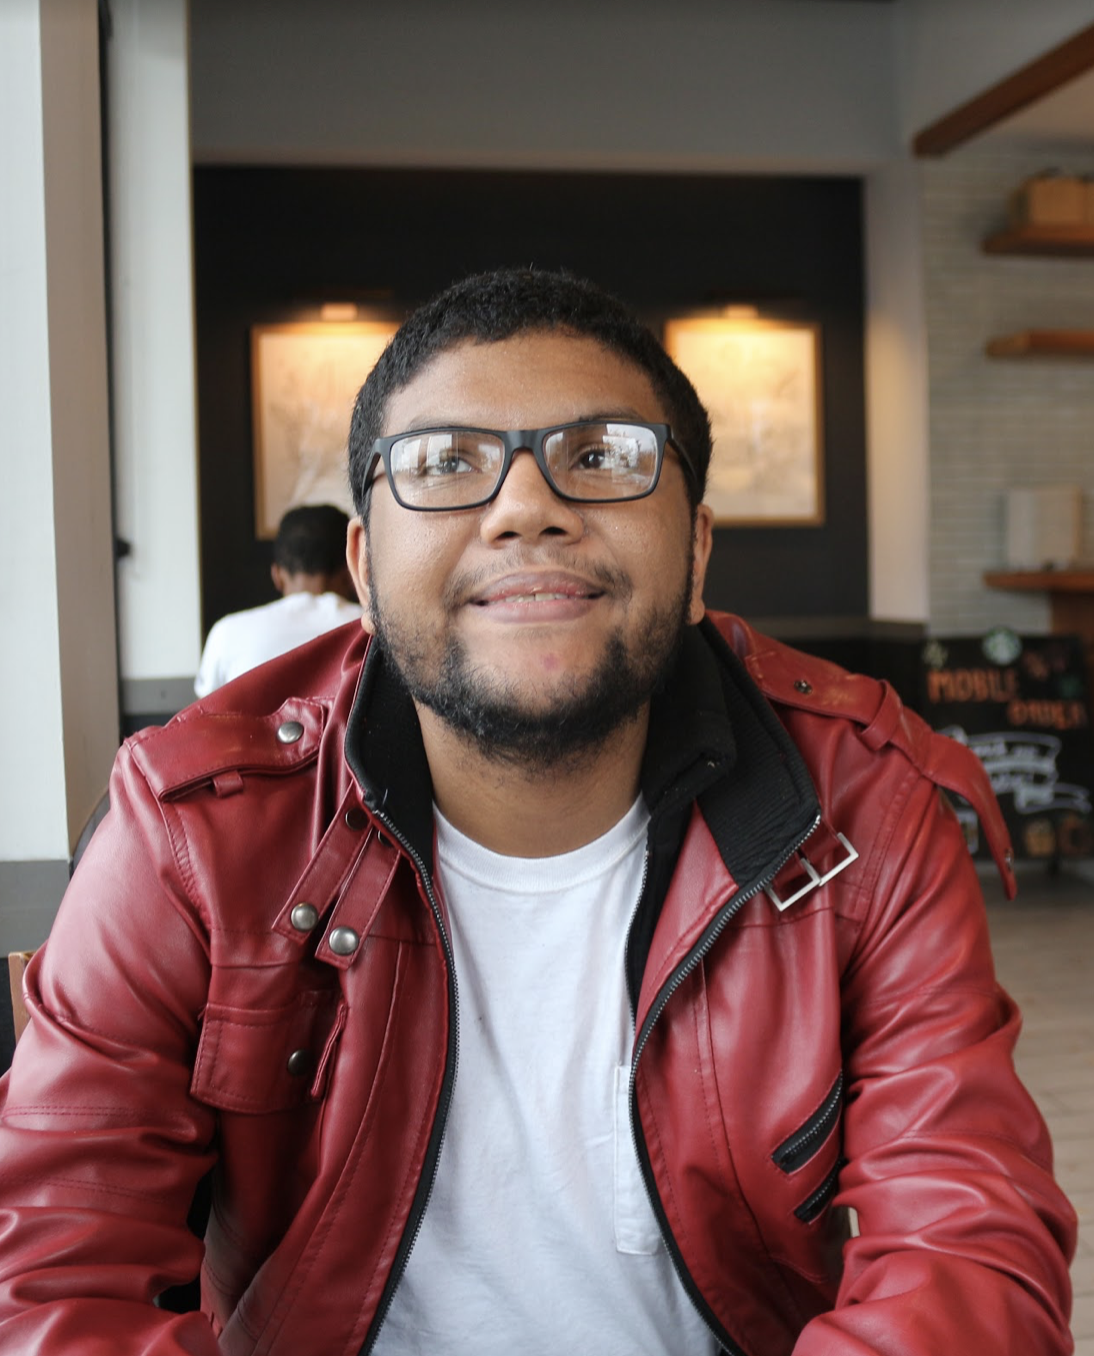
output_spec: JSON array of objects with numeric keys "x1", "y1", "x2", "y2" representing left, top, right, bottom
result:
[{"x1": 319, "y1": 302, "x2": 359, "y2": 322}]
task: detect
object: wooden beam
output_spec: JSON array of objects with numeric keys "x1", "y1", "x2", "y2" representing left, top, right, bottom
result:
[{"x1": 913, "y1": 23, "x2": 1094, "y2": 157}]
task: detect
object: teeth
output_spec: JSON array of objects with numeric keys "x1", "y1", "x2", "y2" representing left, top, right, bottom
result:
[{"x1": 504, "y1": 592, "x2": 573, "y2": 603}]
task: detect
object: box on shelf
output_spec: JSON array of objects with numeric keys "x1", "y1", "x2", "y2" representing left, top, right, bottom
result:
[
  {"x1": 1005, "y1": 485, "x2": 1083, "y2": 570},
  {"x1": 1010, "y1": 174, "x2": 1086, "y2": 227}
]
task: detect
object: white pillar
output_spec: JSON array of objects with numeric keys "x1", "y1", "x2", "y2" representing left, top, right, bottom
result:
[
  {"x1": 864, "y1": 158, "x2": 931, "y2": 624},
  {"x1": 108, "y1": 0, "x2": 202, "y2": 699},
  {"x1": 0, "y1": 0, "x2": 118, "y2": 947}
]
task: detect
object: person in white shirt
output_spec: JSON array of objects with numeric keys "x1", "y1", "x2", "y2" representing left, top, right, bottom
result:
[{"x1": 194, "y1": 504, "x2": 361, "y2": 695}]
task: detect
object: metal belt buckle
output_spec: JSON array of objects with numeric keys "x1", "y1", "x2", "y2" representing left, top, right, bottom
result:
[{"x1": 767, "y1": 831, "x2": 859, "y2": 912}]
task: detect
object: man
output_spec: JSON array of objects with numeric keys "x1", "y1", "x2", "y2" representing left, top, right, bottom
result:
[
  {"x1": 0, "y1": 269, "x2": 1076, "y2": 1354},
  {"x1": 194, "y1": 503, "x2": 361, "y2": 695}
]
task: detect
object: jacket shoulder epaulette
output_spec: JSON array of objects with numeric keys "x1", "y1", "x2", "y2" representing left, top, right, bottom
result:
[
  {"x1": 718, "y1": 615, "x2": 1018, "y2": 898},
  {"x1": 125, "y1": 697, "x2": 327, "y2": 801}
]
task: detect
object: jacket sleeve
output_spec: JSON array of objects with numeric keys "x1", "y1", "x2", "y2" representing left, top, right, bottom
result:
[
  {"x1": 0, "y1": 745, "x2": 222, "y2": 1354},
  {"x1": 795, "y1": 773, "x2": 1076, "y2": 1354}
]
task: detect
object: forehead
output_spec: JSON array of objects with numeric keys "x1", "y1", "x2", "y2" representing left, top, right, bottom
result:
[{"x1": 381, "y1": 331, "x2": 667, "y2": 434}]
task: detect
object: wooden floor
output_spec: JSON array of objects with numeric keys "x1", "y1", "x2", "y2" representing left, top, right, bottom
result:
[{"x1": 983, "y1": 864, "x2": 1094, "y2": 1355}]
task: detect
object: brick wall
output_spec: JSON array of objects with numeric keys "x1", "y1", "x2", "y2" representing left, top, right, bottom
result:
[{"x1": 922, "y1": 143, "x2": 1094, "y2": 636}]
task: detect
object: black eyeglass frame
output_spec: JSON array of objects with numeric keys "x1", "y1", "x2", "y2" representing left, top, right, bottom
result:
[{"x1": 362, "y1": 420, "x2": 696, "y2": 512}]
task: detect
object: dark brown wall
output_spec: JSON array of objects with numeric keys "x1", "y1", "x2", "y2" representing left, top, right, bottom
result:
[{"x1": 192, "y1": 166, "x2": 867, "y2": 633}]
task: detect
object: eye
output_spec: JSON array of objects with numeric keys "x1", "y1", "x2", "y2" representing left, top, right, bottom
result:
[
  {"x1": 569, "y1": 433, "x2": 644, "y2": 475},
  {"x1": 397, "y1": 432, "x2": 496, "y2": 479},
  {"x1": 573, "y1": 441, "x2": 613, "y2": 471},
  {"x1": 423, "y1": 450, "x2": 476, "y2": 477}
]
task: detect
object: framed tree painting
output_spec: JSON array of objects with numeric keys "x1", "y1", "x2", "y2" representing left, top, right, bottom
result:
[
  {"x1": 251, "y1": 321, "x2": 398, "y2": 538},
  {"x1": 663, "y1": 316, "x2": 824, "y2": 525}
]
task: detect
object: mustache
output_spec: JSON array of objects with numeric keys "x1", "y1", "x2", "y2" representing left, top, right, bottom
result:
[{"x1": 443, "y1": 551, "x2": 631, "y2": 609}]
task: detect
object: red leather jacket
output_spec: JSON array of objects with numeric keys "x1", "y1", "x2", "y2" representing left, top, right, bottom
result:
[{"x1": 0, "y1": 614, "x2": 1076, "y2": 1355}]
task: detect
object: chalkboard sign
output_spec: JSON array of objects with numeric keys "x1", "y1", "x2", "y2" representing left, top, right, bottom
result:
[{"x1": 920, "y1": 629, "x2": 1094, "y2": 860}]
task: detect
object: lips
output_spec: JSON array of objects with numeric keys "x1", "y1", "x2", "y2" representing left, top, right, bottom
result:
[{"x1": 468, "y1": 571, "x2": 605, "y2": 608}]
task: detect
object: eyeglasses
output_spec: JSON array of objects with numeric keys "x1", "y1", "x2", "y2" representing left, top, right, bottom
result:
[{"x1": 364, "y1": 420, "x2": 693, "y2": 512}]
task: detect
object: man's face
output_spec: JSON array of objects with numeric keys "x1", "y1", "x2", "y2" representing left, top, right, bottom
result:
[{"x1": 347, "y1": 330, "x2": 713, "y2": 767}]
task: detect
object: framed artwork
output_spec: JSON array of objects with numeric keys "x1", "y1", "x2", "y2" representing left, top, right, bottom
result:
[
  {"x1": 250, "y1": 321, "x2": 399, "y2": 538},
  {"x1": 663, "y1": 316, "x2": 824, "y2": 526}
]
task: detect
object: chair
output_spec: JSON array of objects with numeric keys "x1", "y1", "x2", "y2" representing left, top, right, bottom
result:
[
  {"x1": 1, "y1": 791, "x2": 108, "y2": 1069},
  {"x1": 2, "y1": 952, "x2": 31, "y2": 1074},
  {"x1": 7, "y1": 951, "x2": 32, "y2": 1044}
]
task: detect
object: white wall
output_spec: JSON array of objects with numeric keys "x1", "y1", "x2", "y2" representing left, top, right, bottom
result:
[
  {"x1": 188, "y1": 0, "x2": 901, "y2": 172},
  {"x1": 109, "y1": 0, "x2": 202, "y2": 682}
]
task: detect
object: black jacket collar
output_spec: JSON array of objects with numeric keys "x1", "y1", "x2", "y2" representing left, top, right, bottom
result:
[{"x1": 344, "y1": 617, "x2": 820, "y2": 892}]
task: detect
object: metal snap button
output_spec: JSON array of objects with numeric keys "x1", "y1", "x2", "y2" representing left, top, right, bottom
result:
[
  {"x1": 344, "y1": 807, "x2": 368, "y2": 832},
  {"x1": 290, "y1": 902, "x2": 319, "y2": 933},
  {"x1": 277, "y1": 720, "x2": 305, "y2": 744},
  {"x1": 328, "y1": 926, "x2": 360, "y2": 957},
  {"x1": 286, "y1": 1048, "x2": 312, "y2": 1077},
  {"x1": 794, "y1": 679, "x2": 813, "y2": 695}
]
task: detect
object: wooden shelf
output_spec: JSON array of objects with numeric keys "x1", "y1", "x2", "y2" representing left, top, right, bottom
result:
[
  {"x1": 985, "y1": 329, "x2": 1094, "y2": 358},
  {"x1": 982, "y1": 223, "x2": 1094, "y2": 256},
  {"x1": 984, "y1": 570, "x2": 1094, "y2": 593}
]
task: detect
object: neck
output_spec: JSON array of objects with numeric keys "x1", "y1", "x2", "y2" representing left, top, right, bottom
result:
[{"x1": 417, "y1": 704, "x2": 650, "y2": 857}]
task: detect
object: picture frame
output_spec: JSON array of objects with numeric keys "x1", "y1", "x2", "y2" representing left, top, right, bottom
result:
[
  {"x1": 250, "y1": 321, "x2": 399, "y2": 538},
  {"x1": 663, "y1": 316, "x2": 824, "y2": 526}
]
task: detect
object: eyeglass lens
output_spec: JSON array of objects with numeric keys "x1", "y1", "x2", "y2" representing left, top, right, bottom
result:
[{"x1": 386, "y1": 422, "x2": 660, "y2": 507}]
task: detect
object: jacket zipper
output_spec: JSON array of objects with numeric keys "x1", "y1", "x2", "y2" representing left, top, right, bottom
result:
[
  {"x1": 628, "y1": 813, "x2": 822, "y2": 1356},
  {"x1": 772, "y1": 1071, "x2": 843, "y2": 1175},
  {"x1": 358, "y1": 811, "x2": 459, "y2": 1356},
  {"x1": 794, "y1": 1156, "x2": 848, "y2": 1224}
]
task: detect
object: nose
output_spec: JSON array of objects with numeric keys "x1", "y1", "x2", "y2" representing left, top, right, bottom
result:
[{"x1": 478, "y1": 448, "x2": 585, "y2": 545}]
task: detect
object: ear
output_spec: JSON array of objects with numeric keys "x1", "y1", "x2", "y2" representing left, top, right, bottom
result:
[
  {"x1": 346, "y1": 517, "x2": 376, "y2": 634},
  {"x1": 270, "y1": 563, "x2": 286, "y2": 595},
  {"x1": 688, "y1": 504, "x2": 714, "y2": 625}
]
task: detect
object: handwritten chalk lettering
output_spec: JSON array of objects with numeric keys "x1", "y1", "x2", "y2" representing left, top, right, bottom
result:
[
  {"x1": 940, "y1": 727, "x2": 1093, "y2": 816},
  {"x1": 1006, "y1": 699, "x2": 1089, "y2": 730},
  {"x1": 926, "y1": 668, "x2": 1019, "y2": 704}
]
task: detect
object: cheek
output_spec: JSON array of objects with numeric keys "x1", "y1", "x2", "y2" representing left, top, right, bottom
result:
[
  {"x1": 368, "y1": 514, "x2": 462, "y2": 608},
  {"x1": 613, "y1": 516, "x2": 693, "y2": 588}
]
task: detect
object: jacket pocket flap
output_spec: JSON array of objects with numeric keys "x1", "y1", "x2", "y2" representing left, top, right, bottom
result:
[{"x1": 191, "y1": 989, "x2": 343, "y2": 1113}]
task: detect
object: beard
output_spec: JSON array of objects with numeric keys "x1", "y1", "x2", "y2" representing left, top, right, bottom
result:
[{"x1": 366, "y1": 541, "x2": 693, "y2": 775}]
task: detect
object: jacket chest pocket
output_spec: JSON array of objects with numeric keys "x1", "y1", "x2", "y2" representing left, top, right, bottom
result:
[
  {"x1": 191, "y1": 988, "x2": 346, "y2": 1113},
  {"x1": 772, "y1": 1071, "x2": 845, "y2": 1224}
]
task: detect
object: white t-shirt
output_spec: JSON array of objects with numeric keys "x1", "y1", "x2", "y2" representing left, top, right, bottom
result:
[
  {"x1": 193, "y1": 591, "x2": 361, "y2": 696},
  {"x1": 373, "y1": 799, "x2": 716, "y2": 1356}
]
